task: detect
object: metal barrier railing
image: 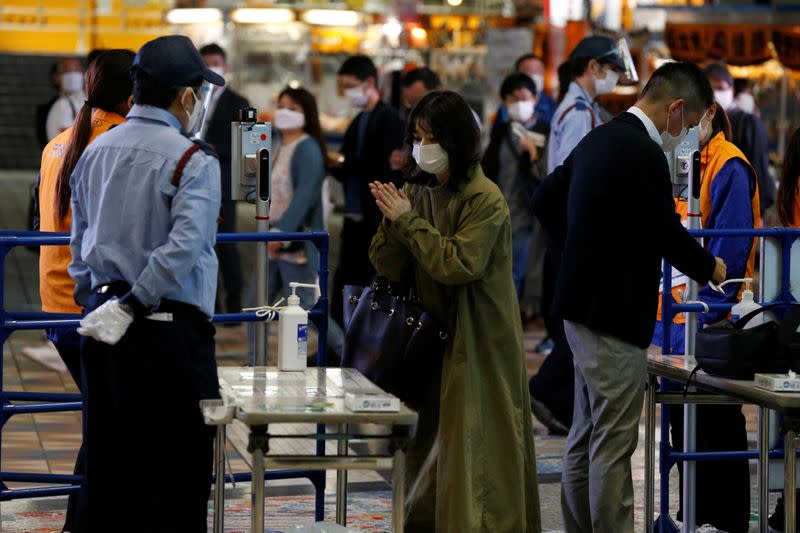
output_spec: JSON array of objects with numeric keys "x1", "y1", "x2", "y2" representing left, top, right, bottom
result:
[
  {"x1": 658, "y1": 227, "x2": 800, "y2": 532},
  {"x1": 0, "y1": 230, "x2": 330, "y2": 520}
]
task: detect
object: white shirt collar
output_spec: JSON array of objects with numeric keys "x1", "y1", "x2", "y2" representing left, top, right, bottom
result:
[{"x1": 627, "y1": 106, "x2": 662, "y2": 146}]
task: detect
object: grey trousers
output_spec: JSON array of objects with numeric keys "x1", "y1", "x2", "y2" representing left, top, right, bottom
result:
[{"x1": 561, "y1": 320, "x2": 647, "y2": 533}]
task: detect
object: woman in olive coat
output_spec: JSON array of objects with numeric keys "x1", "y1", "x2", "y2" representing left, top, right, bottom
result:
[{"x1": 369, "y1": 90, "x2": 540, "y2": 532}]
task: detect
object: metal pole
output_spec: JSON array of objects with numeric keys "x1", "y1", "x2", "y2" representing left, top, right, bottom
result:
[
  {"x1": 254, "y1": 147, "x2": 270, "y2": 367},
  {"x1": 645, "y1": 374, "x2": 656, "y2": 533},
  {"x1": 758, "y1": 407, "x2": 769, "y2": 533},
  {"x1": 251, "y1": 433, "x2": 265, "y2": 533},
  {"x1": 682, "y1": 143, "x2": 702, "y2": 533},
  {"x1": 213, "y1": 424, "x2": 226, "y2": 533},
  {"x1": 392, "y1": 447, "x2": 406, "y2": 533},
  {"x1": 785, "y1": 429, "x2": 797, "y2": 533},
  {"x1": 336, "y1": 423, "x2": 349, "y2": 525}
]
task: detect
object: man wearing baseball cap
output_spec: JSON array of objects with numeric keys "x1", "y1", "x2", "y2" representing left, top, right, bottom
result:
[{"x1": 68, "y1": 35, "x2": 225, "y2": 532}]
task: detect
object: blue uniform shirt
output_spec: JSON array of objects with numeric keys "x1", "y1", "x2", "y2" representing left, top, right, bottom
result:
[
  {"x1": 69, "y1": 104, "x2": 222, "y2": 318},
  {"x1": 547, "y1": 82, "x2": 602, "y2": 174}
]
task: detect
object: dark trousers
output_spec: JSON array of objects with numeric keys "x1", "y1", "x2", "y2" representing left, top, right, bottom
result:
[
  {"x1": 529, "y1": 240, "x2": 575, "y2": 427},
  {"x1": 667, "y1": 381, "x2": 750, "y2": 533},
  {"x1": 331, "y1": 218, "x2": 377, "y2": 329},
  {"x1": 217, "y1": 197, "x2": 243, "y2": 312},
  {"x1": 46, "y1": 327, "x2": 86, "y2": 533},
  {"x1": 80, "y1": 291, "x2": 219, "y2": 533}
]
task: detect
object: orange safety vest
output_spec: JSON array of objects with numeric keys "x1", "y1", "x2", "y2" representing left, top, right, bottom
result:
[
  {"x1": 39, "y1": 109, "x2": 126, "y2": 314},
  {"x1": 657, "y1": 131, "x2": 761, "y2": 324}
]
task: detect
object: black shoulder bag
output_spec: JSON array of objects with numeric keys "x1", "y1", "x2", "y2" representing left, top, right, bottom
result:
[
  {"x1": 341, "y1": 277, "x2": 448, "y2": 409},
  {"x1": 695, "y1": 304, "x2": 800, "y2": 380}
]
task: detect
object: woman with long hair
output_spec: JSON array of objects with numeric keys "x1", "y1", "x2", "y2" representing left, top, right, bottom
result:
[
  {"x1": 777, "y1": 127, "x2": 800, "y2": 227},
  {"x1": 369, "y1": 90, "x2": 540, "y2": 531},
  {"x1": 38, "y1": 48, "x2": 135, "y2": 532}
]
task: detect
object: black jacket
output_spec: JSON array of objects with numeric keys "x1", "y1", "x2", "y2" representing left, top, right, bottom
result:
[
  {"x1": 533, "y1": 111, "x2": 717, "y2": 348},
  {"x1": 204, "y1": 88, "x2": 250, "y2": 201},
  {"x1": 330, "y1": 101, "x2": 404, "y2": 229}
]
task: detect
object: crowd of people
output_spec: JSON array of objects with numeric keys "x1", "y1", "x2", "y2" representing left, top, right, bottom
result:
[{"x1": 30, "y1": 29, "x2": 800, "y2": 533}]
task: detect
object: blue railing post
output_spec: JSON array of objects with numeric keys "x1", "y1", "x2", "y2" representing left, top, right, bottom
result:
[
  {"x1": 657, "y1": 227, "x2": 800, "y2": 529},
  {"x1": 0, "y1": 230, "x2": 332, "y2": 509}
]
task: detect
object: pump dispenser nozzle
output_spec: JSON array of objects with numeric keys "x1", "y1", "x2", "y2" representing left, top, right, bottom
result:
[{"x1": 288, "y1": 282, "x2": 318, "y2": 306}]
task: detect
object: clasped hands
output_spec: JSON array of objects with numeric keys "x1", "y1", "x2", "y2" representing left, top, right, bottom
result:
[{"x1": 369, "y1": 181, "x2": 411, "y2": 222}]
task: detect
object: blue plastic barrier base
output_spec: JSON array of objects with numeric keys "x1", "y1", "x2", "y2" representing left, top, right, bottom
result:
[{"x1": 654, "y1": 514, "x2": 680, "y2": 533}]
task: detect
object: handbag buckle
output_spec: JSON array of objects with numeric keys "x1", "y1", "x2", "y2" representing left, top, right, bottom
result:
[
  {"x1": 349, "y1": 296, "x2": 359, "y2": 305},
  {"x1": 439, "y1": 331, "x2": 448, "y2": 340},
  {"x1": 406, "y1": 317, "x2": 414, "y2": 326},
  {"x1": 370, "y1": 301, "x2": 379, "y2": 311}
]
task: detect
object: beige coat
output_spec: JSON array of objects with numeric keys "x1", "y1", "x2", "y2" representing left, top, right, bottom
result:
[{"x1": 369, "y1": 165, "x2": 541, "y2": 532}]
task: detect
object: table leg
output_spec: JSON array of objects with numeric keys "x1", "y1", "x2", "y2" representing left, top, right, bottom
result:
[
  {"x1": 683, "y1": 403, "x2": 697, "y2": 533},
  {"x1": 785, "y1": 428, "x2": 797, "y2": 533},
  {"x1": 336, "y1": 423, "x2": 348, "y2": 526},
  {"x1": 249, "y1": 426, "x2": 268, "y2": 533},
  {"x1": 214, "y1": 424, "x2": 226, "y2": 533},
  {"x1": 645, "y1": 374, "x2": 656, "y2": 533},
  {"x1": 392, "y1": 446, "x2": 406, "y2": 533},
  {"x1": 759, "y1": 407, "x2": 769, "y2": 533}
]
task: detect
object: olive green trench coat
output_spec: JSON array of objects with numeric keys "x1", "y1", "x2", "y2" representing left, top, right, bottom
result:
[{"x1": 369, "y1": 166, "x2": 541, "y2": 532}]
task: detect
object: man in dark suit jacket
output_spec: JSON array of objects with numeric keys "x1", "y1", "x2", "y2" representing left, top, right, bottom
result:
[
  {"x1": 330, "y1": 55, "x2": 404, "y2": 328},
  {"x1": 533, "y1": 62, "x2": 727, "y2": 533},
  {"x1": 200, "y1": 44, "x2": 250, "y2": 315}
]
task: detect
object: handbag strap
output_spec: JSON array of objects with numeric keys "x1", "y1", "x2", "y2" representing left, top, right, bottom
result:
[{"x1": 779, "y1": 307, "x2": 800, "y2": 348}]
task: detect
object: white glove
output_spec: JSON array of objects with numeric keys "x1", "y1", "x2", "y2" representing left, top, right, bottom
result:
[{"x1": 77, "y1": 297, "x2": 134, "y2": 345}]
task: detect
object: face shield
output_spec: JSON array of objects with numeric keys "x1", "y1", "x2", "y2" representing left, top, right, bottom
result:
[
  {"x1": 598, "y1": 38, "x2": 639, "y2": 83},
  {"x1": 191, "y1": 80, "x2": 215, "y2": 140}
]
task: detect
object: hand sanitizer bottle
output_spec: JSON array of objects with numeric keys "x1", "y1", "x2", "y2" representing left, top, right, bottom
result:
[
  {"x1": 731, "y1": 279, "x2": 762, "y2": 329},
  {"x1": 278, "y1": 283, "x2": 318, "y2": 371}
]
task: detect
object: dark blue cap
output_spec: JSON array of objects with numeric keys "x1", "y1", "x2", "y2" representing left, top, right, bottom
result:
[
  {"x1": 570, "y1": 35, "x2": 625, "y2": 72},
  {"x1": 132, "y1": 35, "x2": 225, "y2": 87}
]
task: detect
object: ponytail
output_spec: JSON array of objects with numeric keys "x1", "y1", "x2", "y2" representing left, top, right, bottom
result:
[
  {"x1": 52, "y1": 49, "x2": 135, "y2": 222},
  {"x1": 54, "y1": 104, "x2": 93, "y2": 221}
]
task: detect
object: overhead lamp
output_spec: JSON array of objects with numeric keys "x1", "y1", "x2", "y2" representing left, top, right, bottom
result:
[
  {"x1": 302, "y1": 9, "x2": 360, "y2": 27},
  {"x1": 382, "y1": 17, "x2": 402, "y2": 44},
  {"x1": 166, "y1": 8, "x2": 222, "y2": 25},
  {"x1": 231, "y1": 8, "x2": 296, "y2": 24},
  {"x1": 447, "y1": 0, "x2": 463, "y2": 6},
  {"x1": 410, "y1": 27, "x2": 427, "y2": 41}
]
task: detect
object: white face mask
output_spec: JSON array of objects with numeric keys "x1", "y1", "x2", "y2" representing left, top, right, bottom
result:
[
  {"x1": 61, "y1": 71, "x2": 84, "y2": 95},
  {"x1": 209, "y1": 66, "x2": 225, "y2": 79},
  {"x1": 507, "y1": 100, "x2": 535, "y2": 124},
  {"x1": 345, "y1": 85, "x2": 370, "y2": 109},
  {"x1": 735, "y1": 92, "x2": 756, "y2": 114},
  {"x1": 714, "y1": 88, "x2": 734, "y2": 110},
  {"x1": 184, "y1": 89, "x2": 203, "y2": 135},
  {"x1": 661, "y1": 104, "x2": 687, "y2": 152},
  {"x1": 594, "y1": 68, "x2": 619, "y2": 96},
  {"x1": 530, "y1": 74, "x2": 545, "y2": 96},
  {"x1": 412, "y1": 142, "x2": 449, "y2": 176},
  {"x1": 274, "y1": 108, "x2": 306, "y2": 131}
]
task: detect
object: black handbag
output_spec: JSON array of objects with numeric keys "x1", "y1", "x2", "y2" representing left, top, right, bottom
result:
[
  {"x1": 694, "y1": 304, "x2": 800, "y2": 380},
  {"x1": 341, "y1": 277, "x2": 448, "y2": 409}
]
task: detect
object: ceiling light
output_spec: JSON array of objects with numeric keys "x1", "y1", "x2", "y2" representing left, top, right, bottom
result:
[
  {"x1": 302, "y1": 9, "x2": 360, "y2": 27},
  {"x1": 166, "y1": 8, "x2": 222, "y2": 25},
  {"x1": 231, "y1": 8, "x2": 295, "y2": 24},
  {"x1": 410, "y1": 27, "x2": 427, "y2": 40},
  {"x1": 447, "y1": 0, "x2": 463, "y2": 6}
]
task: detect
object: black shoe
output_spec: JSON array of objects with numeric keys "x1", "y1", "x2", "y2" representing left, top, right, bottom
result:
[
  {"x1": 531, "y1": 397, "x2": 569, "y2": 436},
  {"x1": 768, "y1": 495, "x2": 800, "y2": 532}
]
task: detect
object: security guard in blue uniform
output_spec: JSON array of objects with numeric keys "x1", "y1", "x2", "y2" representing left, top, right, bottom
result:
[
  {"x1": 547, "y1": 35, "x2": 626, "y2": 173},
  {"x1": 69, "y1": 35, "x2": 224, "y2": 533}
]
